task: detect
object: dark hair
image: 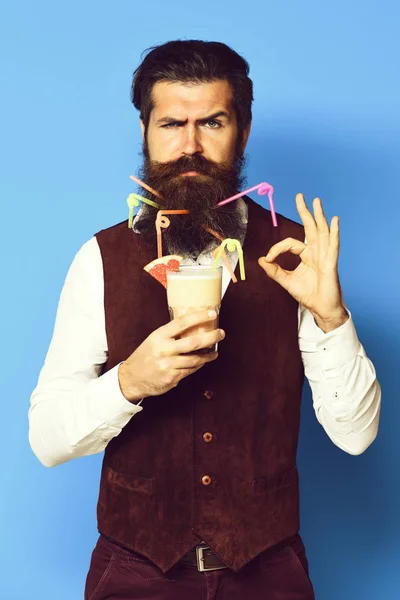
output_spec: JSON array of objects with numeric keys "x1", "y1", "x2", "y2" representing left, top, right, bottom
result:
[{"x1": 131, "y1": 40, "x2": 253, "y2": 140}]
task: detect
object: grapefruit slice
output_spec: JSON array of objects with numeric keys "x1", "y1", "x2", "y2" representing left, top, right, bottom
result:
[{"x1": 144, "y1": 255, "x2": 182, "y2": 288}]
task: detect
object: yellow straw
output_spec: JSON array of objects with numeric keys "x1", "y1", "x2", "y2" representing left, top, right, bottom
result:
[{"x1": 212, "y1": 239, "x2": 246, "y2": 280}]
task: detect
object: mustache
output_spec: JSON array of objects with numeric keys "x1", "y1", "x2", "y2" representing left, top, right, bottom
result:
[{"x1": 146, "y1": 155, "x2": 239, "y2": 183}]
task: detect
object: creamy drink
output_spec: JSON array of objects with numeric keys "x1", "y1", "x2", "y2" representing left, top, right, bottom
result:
[{"x1": 166, "y1": 266, "x2": 223, "y2": 353}]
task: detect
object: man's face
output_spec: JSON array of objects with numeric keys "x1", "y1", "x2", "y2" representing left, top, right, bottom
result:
[
  {"x1": 136, "y1": 79, "x2": 250, "y2": 257},
  {"x1": 141, "y1": 80, "x2": 247, "y2": 166}
]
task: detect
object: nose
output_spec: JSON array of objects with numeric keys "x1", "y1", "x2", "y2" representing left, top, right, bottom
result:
[{"x1": 181, "y1": 124, "x2": 203, "y2": 156}]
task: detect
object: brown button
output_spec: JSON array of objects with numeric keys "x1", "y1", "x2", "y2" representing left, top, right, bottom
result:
[
  {"x1": 204, "y1": 390, "x2": 214, "y2": 399},
  {"x1": 202, "y1": 475, "x2": 212, "y2": 486},
  {"x1": 203, "y1": 433, "x2": 213, "y2": 443}
]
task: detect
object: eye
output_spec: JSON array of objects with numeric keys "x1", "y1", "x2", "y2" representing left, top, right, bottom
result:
[
  {"x1": 161, "y1": 122, "x2": 179, "y2": 129},
  {"x1": 205, "y1": 120, "x2": 222, "y2": 129}
]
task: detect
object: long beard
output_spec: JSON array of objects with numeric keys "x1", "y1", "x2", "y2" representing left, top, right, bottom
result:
[{"x1": 135, "y1": 154, "x2": 246, "y2": 257}]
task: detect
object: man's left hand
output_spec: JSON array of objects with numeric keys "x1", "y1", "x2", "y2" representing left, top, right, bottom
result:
[{"x1": 258, "y1": 193, "x2": 348, "y2": 333}]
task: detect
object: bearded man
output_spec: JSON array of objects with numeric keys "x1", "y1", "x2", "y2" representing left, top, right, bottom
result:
[{"x1": 29, "y1": 40, "x2": 381, "y2": 600}]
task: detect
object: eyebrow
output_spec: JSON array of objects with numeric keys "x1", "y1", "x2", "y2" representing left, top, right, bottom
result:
[{"x1": 156, "y1": 111, "x2": 232, "y2": 126}]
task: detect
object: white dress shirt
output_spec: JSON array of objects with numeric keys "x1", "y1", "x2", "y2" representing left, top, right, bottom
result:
[{"x1": 29, "y1": 205, "x2": 381, "y2": 467}]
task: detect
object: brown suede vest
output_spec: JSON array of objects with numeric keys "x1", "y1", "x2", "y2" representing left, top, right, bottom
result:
[{"x1": 95, "y1": 198, "x2": 305, "y2": 573}]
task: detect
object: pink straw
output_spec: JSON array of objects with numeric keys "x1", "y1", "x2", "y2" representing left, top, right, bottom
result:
[{"x1": 217, "y1": 182, "x2": 278, "y2": 227}]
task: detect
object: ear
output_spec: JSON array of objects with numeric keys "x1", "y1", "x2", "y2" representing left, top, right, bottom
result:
[
  {"x1": 139, "y1": 119, "x2": 145, "y2": 140},
  {"x1": 240, "y1": 122, "x2": 251, "y2": 154}
]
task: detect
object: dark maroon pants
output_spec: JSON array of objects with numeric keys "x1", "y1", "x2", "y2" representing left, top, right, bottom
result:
[{"x1": 84, "y1": 534, "x2": 315, "y2": 600}]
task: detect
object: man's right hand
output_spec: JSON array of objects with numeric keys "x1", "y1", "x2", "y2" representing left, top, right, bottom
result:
[{"x1": 118, "y1": 310, "x2": 225, "y2": 403}]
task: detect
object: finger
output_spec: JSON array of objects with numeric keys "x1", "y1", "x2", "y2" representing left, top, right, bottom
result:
[
  {"x1": 156, "y1": 352, "x2": 218, "y2": 381},
  {"x1": 296, "y1": 194, "x2": 317, "y2": 244},
  {"x1": 327, "y1": 216, "x2": 340, "y2": 267},
  {"x1": 172, "y1": 351, "x2": 219, "y2": 369},
  {"x1": 161, "y1": 310, "x2": 218, "y2": 339},
  {"x1": 177, "y1": 362, "x2": 214, "y2": 379},
  {"x1": 258, "y1": 258, "x2": 290, "y2": 290},
  {"x1": 263, "y1": 238, "x2": 306, "y2": 263},
  {"x1": 313, "y1": 197, "x2": 329, "y2": 235},
  {"x1": 173, "y1": 328, "x2": 225, "y2": 355}
]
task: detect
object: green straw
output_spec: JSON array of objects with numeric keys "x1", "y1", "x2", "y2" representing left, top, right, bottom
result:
[{"x1": 127, "y1": 193, "x2": 164, "y2": 228}]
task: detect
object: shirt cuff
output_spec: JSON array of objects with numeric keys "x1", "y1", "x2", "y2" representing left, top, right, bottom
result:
[
  {"x1": 313, "y1": 310, "x2": 362, "y2": 371},
  {"x1": 87, "y1": 363, "x2": 143, "y2": 429}
]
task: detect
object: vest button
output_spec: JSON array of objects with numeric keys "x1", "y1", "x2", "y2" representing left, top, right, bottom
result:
[
  {"x1": 203, "y1": 433, "x2": 213, "y2": 443},
  {"x1": 202, "y1": 475, "x2": 212, "y2": 486},
  {"x1": 204, "y1": 390, "x2": 214, "y2": 399}
]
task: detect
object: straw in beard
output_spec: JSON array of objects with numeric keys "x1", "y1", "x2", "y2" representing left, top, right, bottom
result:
[{"x1": 135, "y1": 155, "x2": 246, "y2": 258}]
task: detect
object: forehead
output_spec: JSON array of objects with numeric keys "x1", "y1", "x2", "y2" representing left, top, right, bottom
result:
[{"x1": 150, "y1": 80, "x2": 234, "y2": 118}]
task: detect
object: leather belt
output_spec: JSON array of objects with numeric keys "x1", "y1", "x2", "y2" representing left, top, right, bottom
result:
[{"x1": 180, "y1": 544, "x2": 228, "y2": 572}]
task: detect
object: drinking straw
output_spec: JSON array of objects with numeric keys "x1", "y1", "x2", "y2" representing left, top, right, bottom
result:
[
  {"x1": 129, "y1": 174, "x2": 163, "y2": 199},
  {"x1": 205, "y1": 227, "x2": 238, "y2": 283},
  {"x1": 155, "y1": 210, "x2": 189, "y2": 258},
  {"x1": 129, "y1": 174, "x2": 277, "y2": 226},
  {"x1": 212, "y1": 239, "x2": 246, "y2": 281},
  {"x1": 217, "y1": 182, "x2": 278, "y2": 227},
  {"x1": 127, "y1": 193, "x2": 163, "y2": 229},
  {"x1": 132, "y1": 193, "x2": 163, "y2": 209},
  {"x1": 127, "y1": 194, "x2": 140, "y2": 229}
]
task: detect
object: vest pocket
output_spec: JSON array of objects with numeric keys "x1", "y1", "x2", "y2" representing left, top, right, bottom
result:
[
  {"x1": 107, "y1": 467, "x2": 154, "y2": 495},
  {"x1": 99, "y1": 466, "x2": 155, "y2": 550},
  {"x1": 252, "y1": 468, "x2": 298, "y2": 495}
]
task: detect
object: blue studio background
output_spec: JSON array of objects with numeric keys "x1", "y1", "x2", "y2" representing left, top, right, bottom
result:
[{"x1": 1, "y1": 1, "x2": 399, "y2": 598}]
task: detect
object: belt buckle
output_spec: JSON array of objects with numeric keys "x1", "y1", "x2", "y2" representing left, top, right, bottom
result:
[{"x1": 195, "y1": 545, "x2": 226, "y2": 572}]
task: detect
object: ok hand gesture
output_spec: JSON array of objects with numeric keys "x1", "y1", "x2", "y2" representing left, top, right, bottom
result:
[{"x1": 258, "y1": 194, "x2": 348, "y2": 333}]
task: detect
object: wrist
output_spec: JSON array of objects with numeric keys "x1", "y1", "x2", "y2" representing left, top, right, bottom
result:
[
  {"x1": 312, "y1": 307, "x2": 349, "y2": 333},
  {"x1": 118, "y1": 362, "x2": 144, "y2": 404}
]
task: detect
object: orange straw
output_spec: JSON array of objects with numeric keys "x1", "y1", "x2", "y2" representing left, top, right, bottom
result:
[
  {"x1": 206, "y1": 227, "x2": 238, "y2": 283},
  {"x1": 130, "y1": 174, "x2": 163, "y2": 199},
  {"x1": 156, "y1": 210, "x2": 189, "y2": 258}
]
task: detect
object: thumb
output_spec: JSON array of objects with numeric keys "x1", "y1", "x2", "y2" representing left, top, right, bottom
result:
[{"x1": 258, "y1": 257, "x2": 289, "y2": 290}]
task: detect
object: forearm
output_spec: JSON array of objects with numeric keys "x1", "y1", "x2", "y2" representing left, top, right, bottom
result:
[
  {"x1": 308, "y1": 351, "x2": 381, "y2": 455},
  {"x1": 29, "y1": 365, "x2": 142, "y2": 467},
  {"x1": 299, "y1": 305, "x2": 381, "y2": 454}
]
